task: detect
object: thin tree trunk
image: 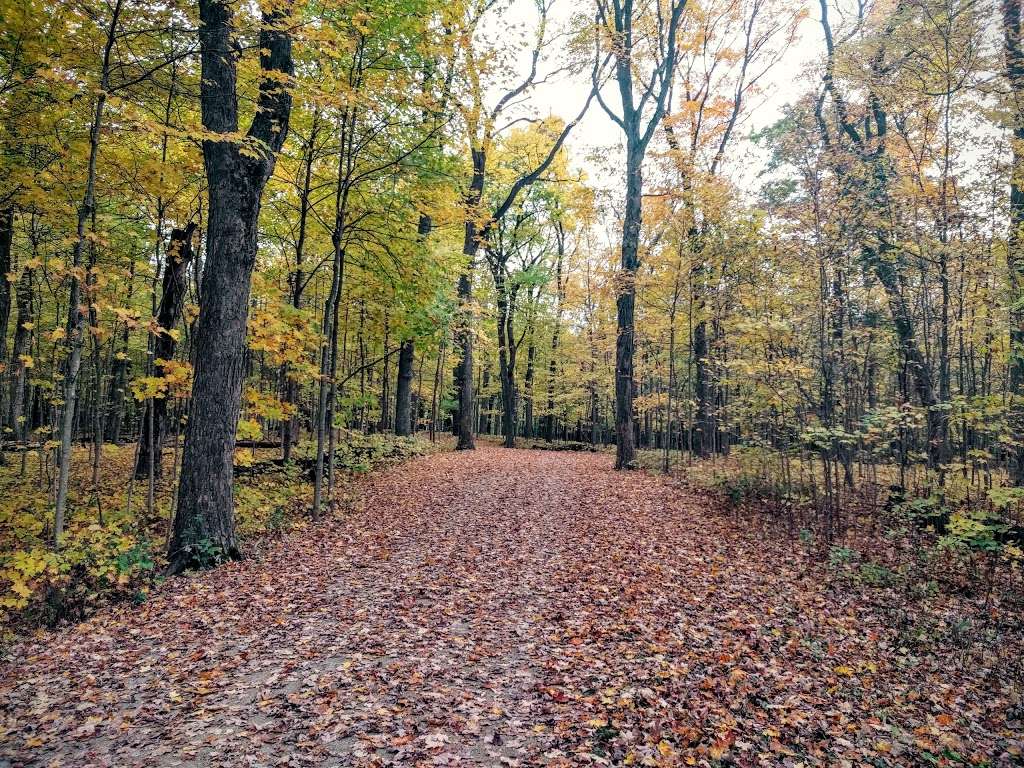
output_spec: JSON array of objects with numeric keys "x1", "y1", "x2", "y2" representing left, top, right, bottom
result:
[
  {"x1": 0, "y1": 208, "x2": 13, "y2": 378},
  {"x1": 614, "y1": 140, "x2": 642, "y2": 469},
  {"x1": 313, "y1": 232, "x2": 345, "y2": 516},
  {"x1": 135, "y1": 223, "x2": 196, "y2": 479},
  {"x1": 523, "y1": 328, "x2": 535, "y2": 440},
  {"x1": 105, "y1": 259, "x2": 135, "y2": 443},
  {"x1": 54, "y1": 0, "x2": 124, "y2": 547},
  {"x1": 545, "y1": 224, "x2": 565, "y2": 442},
  {"x1": 454, "y1": 148, "x2": 484, "y2": 451},
  {"x1": 282, "y1": 111, "x2": 319, "y2": 462},
  {"x1": 8, "y1": 261, "x2": 33, "y2": 442},
  {"x1": 379, "y1": 312, "x2": 391, "y2": 432},
  {"x1": 395, "y1": 212, "x2": 433, "y2": 436},
  {"x1": 430, "y1": 336, "x2": 446, "y2": 442}
]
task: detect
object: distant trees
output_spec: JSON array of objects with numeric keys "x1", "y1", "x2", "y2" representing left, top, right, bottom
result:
[{"x1": 447, "y1": 0, "x2": 598, "y2": 451}]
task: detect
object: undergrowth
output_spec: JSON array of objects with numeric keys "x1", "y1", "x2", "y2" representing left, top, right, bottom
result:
[
  {"x1": 0, "y1": 432, "x2": 443, "y2": 638},
  {"x1": 637, "y1": 444, "x2": 1024, "y2": 607}
]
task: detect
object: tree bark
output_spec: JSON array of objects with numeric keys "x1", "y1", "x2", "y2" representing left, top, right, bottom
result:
[
  {"x1": 135, "y1": 223, "x2": 196, "y2": 479},
  {"x1": 1004, "y1": 0, "x2": 1024, "y2": 483},
  {"x1": 595, "y1": 0, "x2": 685, "y2": 469},
  {"x1": 379, "y1": 313, "x2": 391, "y2": 432},
  {"x1": 394, "y1": 339, "x2": 415, "y2": 436},
  {"x1": 691, "y1": 254, "x2": 715, "y2": 457},
  {"x1": 395, "y1": 212, "x2": 433, "y2": 437},
  {"x1": 0, "y1": 208, "x2": 13, "y2": 369},
  {"x1": 7, "y1": 262, "x2": 32, "y2": 442},
  {"x1": 54, "y1": 0, "x2": 123, "y2": 546},
  {"x1": 614, "y1": 141, "x2": 642, "y2": 468},
  {"x1": 105, "y1": 260, "x2": 134, "y2": 443},
  {"x1": 523, "y1": 331, "x2": 535, "y2": 439},
  {"x1": 454, "y1": 148, "x2": 485, "y2": 451},
  {"x1": 545, "y1": 223, "x2": 565, "y2": 442},
  {"x1": 169, "y1": 0, "x2": 293, "y2": 571},
  {"x1": 818, "y1": 0, "x2": 941, "y2": 470},
  {"x1": 495, "y1": 280, "x2": 518, "y2": 448},
  {"x1": 282, "y1": 112, "x2": 319, "y2": 462}
]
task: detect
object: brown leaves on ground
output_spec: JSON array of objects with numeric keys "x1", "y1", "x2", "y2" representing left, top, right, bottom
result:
[{"x1": 1, "y1": 447, "x2": 1021, "y2": 767}]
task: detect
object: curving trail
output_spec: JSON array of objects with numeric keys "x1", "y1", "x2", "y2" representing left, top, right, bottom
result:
[{"x1": 1, "y1": 446, "x2": 1020, "y2": 767}]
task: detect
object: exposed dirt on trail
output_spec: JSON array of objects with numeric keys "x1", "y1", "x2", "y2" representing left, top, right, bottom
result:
[{"x1": 1, "y1": 446, "x2": 1020, "y2": 767}]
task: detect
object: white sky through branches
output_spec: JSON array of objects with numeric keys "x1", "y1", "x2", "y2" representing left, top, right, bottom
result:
[{"x1": 489, "y1": 0, "x2": 823, "y2": 198}]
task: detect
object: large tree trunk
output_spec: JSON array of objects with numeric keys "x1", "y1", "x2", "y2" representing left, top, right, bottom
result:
[
  {"x1": 135, "y1": 223, "x2": 196, "y2": 480},
  {"x1": 596, "y1": 0, "x2": 683, "y2": 469},
  {"x1": 614, "y1": 140, "x2": 642, "y2": 469},
  {"x1": 394, "y1": 339, "x2": 414, "y2": 436},
  {"x1": 1005, "y1": 0, "x2": 1024, "y2": 483},
  {"x1": 169, "y1": 0, "x2": 293, "y2": 571}
]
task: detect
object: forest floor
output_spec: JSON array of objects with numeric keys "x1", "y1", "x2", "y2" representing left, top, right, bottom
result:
[{"x1": 1, "y1": 445, "x2": 1021, "y2": 767}]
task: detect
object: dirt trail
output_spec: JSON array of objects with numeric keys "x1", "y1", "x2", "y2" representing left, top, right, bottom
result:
[{"x1": 1, "y1": 446, "x2": 1020, "y2": 767}]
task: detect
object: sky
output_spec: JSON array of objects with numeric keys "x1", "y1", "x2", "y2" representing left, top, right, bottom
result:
[{"x1": 486, "y1": 0, "x2": 825, "y2": 196}]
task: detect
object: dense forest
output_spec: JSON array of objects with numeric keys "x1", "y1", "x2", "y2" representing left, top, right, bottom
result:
[
  {"x1": 0, "y1": 0, "x2": 1023, "y2": 764},
  {"x1": 0, "y1": 0, "x2": 1022, "y2": 609}
]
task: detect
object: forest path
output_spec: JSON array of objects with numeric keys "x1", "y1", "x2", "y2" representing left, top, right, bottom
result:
[{"x1": 1, "y1": 446, "x2": 1017, "y2": 767}]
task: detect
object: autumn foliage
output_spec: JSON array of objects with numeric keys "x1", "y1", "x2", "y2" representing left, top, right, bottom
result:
[{"x1": 1, "y1": 0, "x2": 1024, "y2": 764}]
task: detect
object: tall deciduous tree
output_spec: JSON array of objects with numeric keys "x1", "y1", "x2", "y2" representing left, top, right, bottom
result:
[
  {"x1": 1004, "y1": 0, "x2": 1024, "y2": 483},
  {"x1": 594, "y1": 0, "x2": 686, "y2": 469},
  {"x1": 169, "y1": 0, "x2": 294, "y2": 571},
  {"x1": 54, "y1": 0, "x2": 124, "y2": 547}
]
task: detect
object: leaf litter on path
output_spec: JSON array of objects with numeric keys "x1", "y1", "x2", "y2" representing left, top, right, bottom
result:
[{"x1": 1, "y1": 446, "x2": 1021, "y2": 767}]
